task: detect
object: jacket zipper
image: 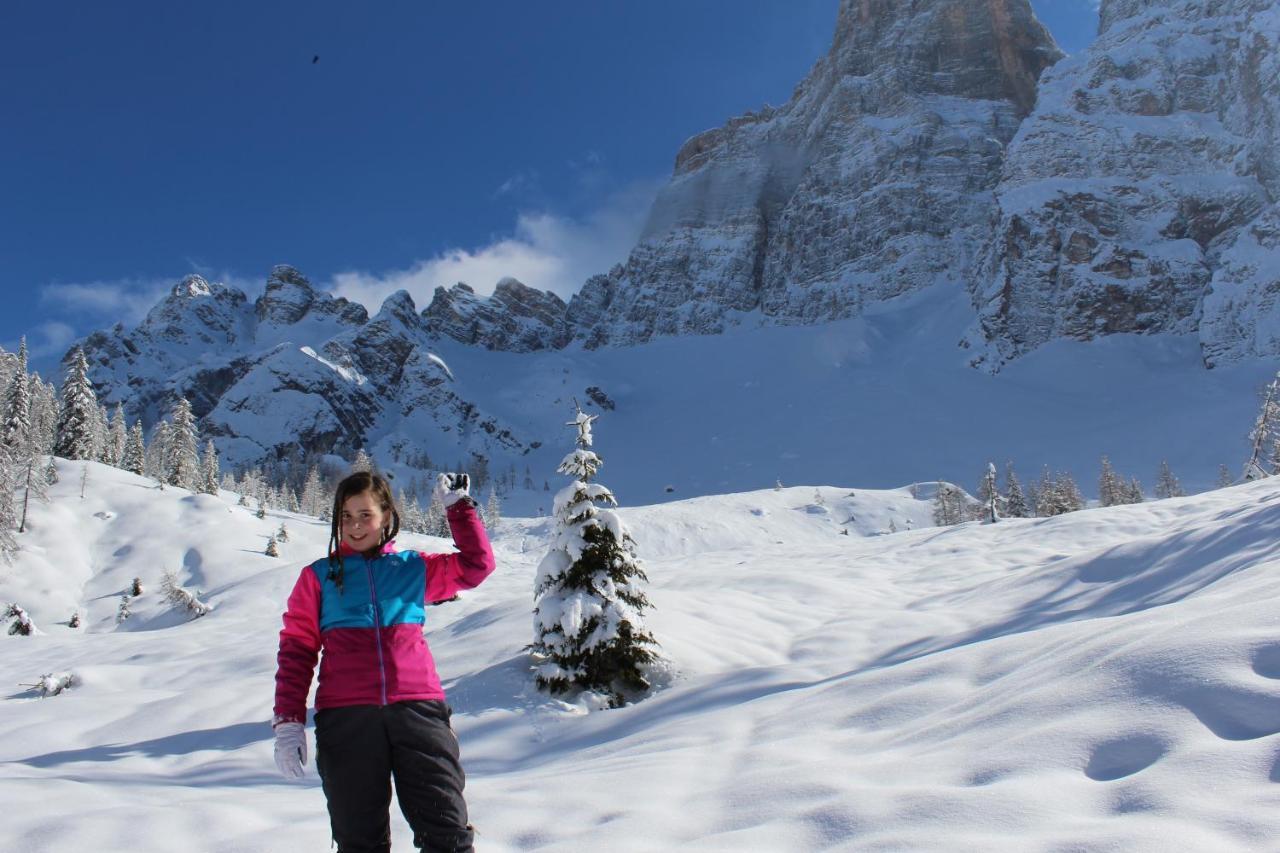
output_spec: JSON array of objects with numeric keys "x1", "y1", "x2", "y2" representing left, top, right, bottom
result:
[{"x1": 366, "y1": 558, "x2": 388, "y2": 705}]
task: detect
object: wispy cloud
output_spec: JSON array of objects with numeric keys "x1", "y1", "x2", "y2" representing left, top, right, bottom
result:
[
  {"x1": 328, "y1": 179, "x2": 661, "y2": 314},
  {"x1": 39, "y1": 278, "x2": 173, "y2": 327}
]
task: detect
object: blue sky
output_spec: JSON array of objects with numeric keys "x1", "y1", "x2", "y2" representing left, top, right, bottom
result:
[{"x1": 1, "y1": 1, "x2": 1098, "y2": 373}]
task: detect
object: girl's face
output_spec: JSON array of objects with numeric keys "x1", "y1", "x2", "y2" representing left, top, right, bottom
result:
[{"x1": 341, "y1": 491, "x2": 388, "y2": 552}]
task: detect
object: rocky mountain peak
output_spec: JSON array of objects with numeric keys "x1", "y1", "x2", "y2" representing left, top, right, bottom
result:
[
  {"x1": 424, "y1": 280, "x2": 568, "y2": 352},
  {"x1": 173, "y1": 274, "x2": 213, "y2": 299}
]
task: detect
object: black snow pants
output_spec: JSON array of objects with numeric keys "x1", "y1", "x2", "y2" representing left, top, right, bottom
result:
[{"x1": 314, "y1": 701, "x2": 474, "y2": 853}]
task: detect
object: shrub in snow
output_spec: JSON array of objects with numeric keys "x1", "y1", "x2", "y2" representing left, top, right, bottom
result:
[
  {"x1": 265, "y1": 535, "x2": 280, "y2": 557},
  {"x1": 160, "y1": 570, "x2": 211, "y2": 618},
  {"x1": 255, "y1": 501, "x2": 266, "y2": 519},
  {"x1": 276, "y1": 523, "x2": 289, "y2": 543},
  {"x1": 116, "y1": 595, "x2": 132, "y2": 624},
  {"x1": 68, "y1": 611, "x2": 81, "y2": 629},
  {"x1": 532, "y1": 406, "x2": 661, "y2": 709},
  {"x1": 130, "y1": 577, "x2": 144, "y2": 597},
  {"x1": 6, "y1": 603, "x2": 36, "y2": 635},
  {"x1": 23, "y1": 672, "x2": 78, "y2": 697}
]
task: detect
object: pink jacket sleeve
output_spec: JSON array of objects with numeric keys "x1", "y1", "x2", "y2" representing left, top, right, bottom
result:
[
  {"x1": 273, "y1": 567, "x2": 322, "y2": 725},
  {"x1": 425, "y1": 500, "x2": 497, "y2": 603}
]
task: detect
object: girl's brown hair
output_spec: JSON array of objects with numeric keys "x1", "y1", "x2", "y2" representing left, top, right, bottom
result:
[{"x1": 326, "y1": 471, "x2": 401, "y2": 592}]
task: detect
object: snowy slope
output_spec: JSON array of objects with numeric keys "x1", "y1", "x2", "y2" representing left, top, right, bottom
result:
[{"x1": 3, "y1": 462, "x2": 1280, "y2": 851}]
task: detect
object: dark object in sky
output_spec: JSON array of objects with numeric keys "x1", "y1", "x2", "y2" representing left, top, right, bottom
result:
[{"x1": 312, "y1": 55, "x2": 319, "y2": 64}]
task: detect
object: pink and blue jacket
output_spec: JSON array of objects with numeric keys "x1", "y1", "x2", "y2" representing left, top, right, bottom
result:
[{"x1": 273, "y1": 500, "x2": 495, "y2": 724}]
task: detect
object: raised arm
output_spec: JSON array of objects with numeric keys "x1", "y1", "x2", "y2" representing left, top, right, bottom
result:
[
  {"x1": 425, "y1": 500, "x2": 496, "y2": 604},
  {"x1": 273, "y1": 567, "x2": 322, "y2": 725}
]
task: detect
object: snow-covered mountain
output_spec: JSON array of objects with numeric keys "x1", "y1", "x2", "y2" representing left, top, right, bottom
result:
[
  {"x1": 4, "y1": 461, "x2": 1280, "y2": 851},
  {"x1": 68, "y1": 0, "x2": 1280, "y2": 501}
]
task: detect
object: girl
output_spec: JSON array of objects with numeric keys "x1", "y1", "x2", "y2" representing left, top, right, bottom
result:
[{"x1": 272, "y1": 470, "x2": 495, "y2": 853}]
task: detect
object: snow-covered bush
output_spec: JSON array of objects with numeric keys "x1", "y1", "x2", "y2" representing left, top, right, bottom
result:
[
  {"x1": 130, "y1": 577, "x2": 144, "y2": 597},
  {"x1": 531, "y1": 407, "x2": 661, "y2": 708},
  {"x1": 68, "y1": 611, "x2": 81, "y2": 629},
  {"x1": 5, "y1": 603, "x2": 36, "y2": 636},
  {"x1": 265, "y1": 535, "x2": 280, "y2": 557},
  {"x1": 116, "y1": 595, "x2": 132, "y2": 624},
  {"x1": 160, "y1": 570, "x2": 210, "y2": 618},
  {"x1": 23, "y1": 672, "x2": 78, "y2": 697}
]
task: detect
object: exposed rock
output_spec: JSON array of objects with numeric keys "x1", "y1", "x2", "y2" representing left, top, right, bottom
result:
[{"x1": 423, "y1": 278, "x2": 569, "y2": 351}]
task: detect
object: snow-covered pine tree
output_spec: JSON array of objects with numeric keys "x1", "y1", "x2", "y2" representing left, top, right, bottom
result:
[
  {"x1": 160, "y1": 570, "x2": 210, "y2": 618},
  {"x1": 931, "y1": 482, "x2": 965, "y2": 526},
  {"x1": 1033, "y1": 467, "x2": 1055, "y2": 517},
  {"x1": 18, "y1": 448, "x2": 50, "y2": 533},
  {"x1": 44, "y1": 457, "x2": 58, "y2": 485},
  {"x1": 256, "y1": 500, "x2": 267, "y2": 520},
  {"x1": 28, "y1": 375, "x2": 59, "y2": 455},
  {"x1": 1004, "y1": 463, "x2": 1029, "y2": 518},
  {"x1": 199, "y1": 440, "x2": 220, "y2": 494},
  {"x1": 0, "y1": 453, "x2": 18, "y2": 562},
  {"x1": 352, "y1": 448, "x2": 373, "y2": 473},
  {"x1": 485, "y1": 489, "x2": 502, "y2": 528},
  {"x1": 6, "y1": 603, "x2": 36, "y2": 635},
  {"x1": 532, "y1": 406, "x2": 660, "y2": 708},
  {"x1": 1, "y1": 337, "x2": 30, "y2": 451},
  {"x1": 121, "y1": 422, "x2": 146, "y2": 476},
  {"x1": 1098, "y1": 456, "x2": 1123, "y2": 507},
  {"x1": 1126, "y1": 477, "x2": 1145, "y2": 503},
  {"x1": 105, "y1": 403, "x2": 127, "y2": 467},
  {"x1": 1245, "y1": 373, "x2": 1280, "y2": 479},
  {"x1": 145, "y1": 421, "x2": 171, "y2": 480},
  {"x1": 1155, "y1": 461, "x2": 1184, "y2": 499},
  {"x1": 69, "y1": 611, "x2": 81, "y2": 629},
  {"x1": 166, "y1": 397, "x2": 200, "y2": 490},
  {"x1": 977, "y1": 463, "x2": 1000, "y2": 523},
  {"x1": 424, "y1": 492, "x2": 448, "y2": 537},
  {"x1": 116, "y1": 594, "x2": 132, "y2": 624},
  {"x1": 1217, "y1": 464, "x2": 1233, "y2": 489},
  {"x1": 300, "y1": 466, "x2": 324, "y2": 516},
  {"x1": 53, "y1": 346, "x2": 99, "y2": 461},
  {"x1": 265, "y1": 535, "x2": 280, "y2": 557},
  {"x1": 131, "y1": 577, "x2": 143, "y2": 596},
  {"x1": 277, "y1": 522, "x2": 289, "y2": 543},
  {"x1": 1054, "y1": 472, "x2": 1085, "y2": 514}
]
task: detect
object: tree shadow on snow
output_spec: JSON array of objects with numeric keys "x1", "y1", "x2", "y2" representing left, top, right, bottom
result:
[{"x1": 17, "y1": 720, "x2": 267, "y2": 768}]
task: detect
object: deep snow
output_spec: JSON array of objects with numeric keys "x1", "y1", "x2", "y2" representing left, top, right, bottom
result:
[{"x1": 2, "y1": 461, "x2": 1280, "y2": 851}]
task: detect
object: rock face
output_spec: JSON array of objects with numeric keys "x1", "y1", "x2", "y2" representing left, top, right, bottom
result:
[
  {"x1": 565, "y1": 0, "x2": 1061, "y2": 347},
  {"x1": 971, "y1": 0, "x2": 1279, "y2": 369},
  {"x1": 79, "y1": 270, "x2": 536, "y2": 470},
  {"x1": 423, "y1": 278, "x2": 569, "y2": 351}
]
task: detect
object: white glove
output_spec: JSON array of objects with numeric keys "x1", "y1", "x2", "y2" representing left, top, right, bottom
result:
[
  {"x1": 273, "y1": 721, "x2": 307, "y2": 779},
  {"x1": 434, "y1": 473, "x2": 470, "y2": 508}
]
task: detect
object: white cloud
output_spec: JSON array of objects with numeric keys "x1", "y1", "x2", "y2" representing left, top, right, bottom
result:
[
  {"x1": 328, "y1": 179, "x2": 661, "y2": 314},
  {"x1": 40, "y1": 279, "x2": 172, "y2": 327},
  {"x1": 21, "y1": 321, "x2": 78, "y2": 366}
]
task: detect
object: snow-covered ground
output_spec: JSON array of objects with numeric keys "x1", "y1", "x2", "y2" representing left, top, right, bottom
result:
[{"x1": 3, "y1": 461, "x2": 1280, "y2": 851}]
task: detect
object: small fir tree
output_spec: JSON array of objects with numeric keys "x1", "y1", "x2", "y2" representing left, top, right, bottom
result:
[
  {"x1": 1217, "y1": 464, "x2": 1233, "y2": 489},
  {"x1": 1099, "y1": 456, "x2": 1123, "y2": 507},
  {"x1": 121, "y1": 422, "x2": 146, "y2": 476},
  {"x1": 256, "y1": 501, "x2": 267, "y2": 520},
  {"x1": 6, "y1": 603, "x2": 35, "y2": 636},
  {"x1": 485, "y1": 489, "x2": 502, "y2": 528},
  {"x1": 532, "y1": 406, "x2": 660, "y2": 708},
  {"x1": 199, "y1": 440, "x2": 220, "y2": 494},
  {"x1": 131, "y1": 577, "x2": 144, "y2": 597},
  {"x1": 265, "y1": 535, "x2": 280, "y2": 557},
  {"x1": 931, "y1": 482, "x2": 965, "y2": 526},
  {"x1": 276, "y1": 523, "x2": 289, "y2": 543},
  {"x1": 1155, "y1": 461, "x2": 1184, "y2": 499},
  {"x1": 351, "y1": 448, "x2": 374, "y2": 473},
  {"x1": 1, "y1": 337, "x2": 31, "y2": 451},
  {"x1": 1126, "y1": 477, "x2": 1145, "y2": 503},
  {"x1": 166, "y1": 397, "x2": 200, "y2": 489},
  {"x1": 145, "y1": 421, "x2": 171, "y2": 480},
  {"x1": 1004, "y1": 463, "x2": 1029, "y2": 518},
  {"x1": 1246, "y1": 373, "x2": 1280, "y2": 479},
  {"x1": 977, "y1": 463, "x2": 1000, "y2": 523},
  {"x1": 105, "y1": 403, "x2": 127, "y2": 467},
  {"x1": 53, "y1": 346, "x2": 99, "y2": 460},
  {"x1": 69, "y1": 611, "x2": 81, "y2": 629},
  {"x1": 116, "y1": 595, "x2": 132, "y2": 624}
]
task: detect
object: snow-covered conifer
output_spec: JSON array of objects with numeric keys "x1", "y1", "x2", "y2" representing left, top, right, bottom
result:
[
  {"x1": 160, "y1": 570, "x2": 210, "y2": 618},
  {"x1": 1054, "y1": 473, "x2": 1085, "y2": 513},
  {"x1": 256, "y1": 501, "x2": 267, "y2": 520},
  {"x1": 485, "y1": 489, "x2": 502, "y2": 528},
  {"x1": 977, "y1": 463, "x2": 1000, "y2": 523},
  {"x1": 1003, "y1": 463, "x2": 1029, "y2": 518},
  {"x1": 166, "y1": 397, "x2": 200, "y2": 490},
  {"x1": 121, "y1": 422, "x2": 146, "y2": 476},
  {"x1": 145, "y1": 421, "x2": 171, "y2": 480},
  {"x1": 131, "y1": 577, "x2": 144, "y2": 597},
  {"x1": 1, "y1": 337, "x2": 30, "y2": 451},
  {"x1": 1246, "y1": 373, "x2": 1280, "y2": 479},
  {"x1": 53, "y1": 347, "x2": 99, "y2": 460},
  {"x1": 300, "y1": 466, "x2": 324, "y2": 516},
  {"x1": 532, "y1": 406, "x2": 660, "y2": 708},
  {"x1": 44, "y1": 456, "x2": 58, "y2": 485},
  {"x1": 424, "y1": 493, "x2": 447, "y2": 537},
  {"x1": 116, "y1": 595, "x2": 132, "y2": 624},
  {"x1": 1099, "y1": 456, "x2": 1123, "y2": 507},
  {"x1": 265, "y1": 535, "x2": 280, "y2": 557},
  {"x1": 17, "y1": 450, "x2": 49, "y2": 533},
  {"x1": 931, "y1": 482, "x2": 965, "y2": 526},
  {"x1": 69, "y1": 611, "x2": 81, "y2": 629},
  {"x1": 277, "y1": 523, "x2": 289, "y2": 543},
  {"x1": 1126, "y1": 477, "x2": 1145, "y2": 503},
  {"x1": 1155, "y1": 461, "x2": 1184, "y2": 499},
  {"x1": 28, "y1": 375, "x2": 59, "y2": 455},
  {"x1": 352, "y1": 448, "x2": 373, "y2": 473},
  {"x1": 1033, "y1": 467, "x2": 1054, "y2": 517},
  {"x1": 1217, "y1": 464, "x2": 1233, "y2": 489},
  {"x1": 199, "y1": 439, "x2": 220, "y2": 495},
  {"x1": 105, "y1": 403, "x2": 127, "y2": 467},
  {"x1": 5, "y1": 603, "x2": 35, "y2": 636}
]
